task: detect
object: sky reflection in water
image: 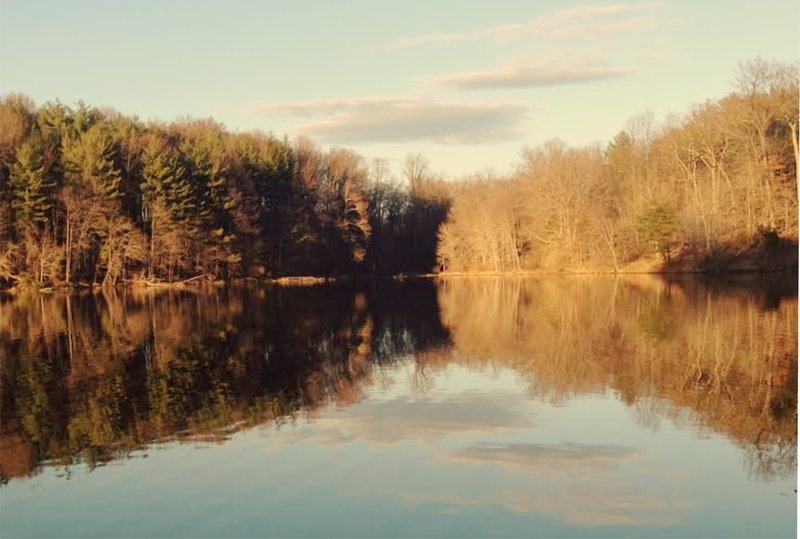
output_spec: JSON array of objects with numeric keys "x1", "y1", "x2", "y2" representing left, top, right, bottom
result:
[{"x1": 0, "y1": 276, "x2": 796, "y2": 538}]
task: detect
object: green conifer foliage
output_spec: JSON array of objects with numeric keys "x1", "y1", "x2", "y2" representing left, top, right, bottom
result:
[
  {"x1": 140, "y1": 138, "x2": 195, "y2": 223},
  {"x1": 63, "y1": 125, "x2": 122, "y2": 199},
  {"x1": 9, "y1": 133, "x2": 54, "y2": 234},
  {"x1": 636, "y1": 201, "x2": 679, "y2": 261}
]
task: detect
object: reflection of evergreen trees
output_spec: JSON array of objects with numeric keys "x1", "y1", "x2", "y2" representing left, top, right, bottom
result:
[
  {"x1": 0, "y1": 277, "x2": 796, "y2": 484},
  {"x1": 0, "y1": 283, "x2": 450, "y2": 482}
]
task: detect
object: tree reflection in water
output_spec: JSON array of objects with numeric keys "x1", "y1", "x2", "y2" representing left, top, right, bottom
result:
[{"x1": 0, "y1": 276, "x2": 795, "y2": 484}]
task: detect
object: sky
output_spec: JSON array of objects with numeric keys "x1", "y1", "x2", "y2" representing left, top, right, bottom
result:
[{"x1": 1, "y1": 0, "x2": 798, "y2": 178}]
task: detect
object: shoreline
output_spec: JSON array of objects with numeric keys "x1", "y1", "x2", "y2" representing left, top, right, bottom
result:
[{"x1": 2, "y1": 264, "x2": 796, "y2": 295}]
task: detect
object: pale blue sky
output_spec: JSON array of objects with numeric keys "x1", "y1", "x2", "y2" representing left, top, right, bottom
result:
[{"x1": 1, "y1": 0, "x2": 797, "y2": 177}]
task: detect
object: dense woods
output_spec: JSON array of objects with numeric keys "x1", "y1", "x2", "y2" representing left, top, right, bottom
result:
[
  {"x1": 0, "y1": 58, "x2": 796, "y2": 288},
  {"x1": 0, "y1": 102, "x2": 448, "y2": 287},
  {"x1": 438, "y1": 59, "x2": 799, "y2": 272}
]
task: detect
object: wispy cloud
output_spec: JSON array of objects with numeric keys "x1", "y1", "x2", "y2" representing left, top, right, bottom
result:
[
  {"x1": 399, "y1": 442, "x2": 684, "y2": 527},
  {"x1": 401, "y1": 486, "x2": 681, "y2": 527},
  {"x1": 271, "y1": 393, "x2": 536, "y2": 447},
  {"x1": 392, "y1": 3, "x2": 659, "y2": 47},
  {"x1": 452, "y1": 441, "x2": 641, "y2": 473},
  {"x1": 253, "y1": 98, "x2": 528, "y2": 144},
  {"x1": 435, "y1": 60, "x2": 635, "y2": 90}
]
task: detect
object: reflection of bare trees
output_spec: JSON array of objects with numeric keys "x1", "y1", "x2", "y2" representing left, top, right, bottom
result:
[
  {"x1": 1, "y1": 277, "x2": 794, "y2": 484},
  {"x1": 747, "y1": 428, "x2": 797, "y2": 481},
  {"x1": 434, "y1": 276, "x2": 797, "y2": 480}
]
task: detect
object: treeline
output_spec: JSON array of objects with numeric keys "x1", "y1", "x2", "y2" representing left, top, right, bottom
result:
[
  {"x1": 0, "y1": 99, "x2": 447, "y2": 287},
  {"x1": 438, "y1": 59, "x2": 799, "y2": 272},
  {"x1": 1, "y1": 58, "x2": 796, "y2": 286}
]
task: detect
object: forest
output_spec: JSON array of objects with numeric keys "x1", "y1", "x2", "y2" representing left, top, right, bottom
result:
[{"x1": 0, "y1": 58, "x2": 797, "y2": 288}]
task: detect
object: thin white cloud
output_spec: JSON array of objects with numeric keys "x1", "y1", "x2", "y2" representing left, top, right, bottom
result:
[
  {"x1": 271, "y1": 392, "x2": 536, "y2": 447},
  {"x1": 253, "y1": 98, "x2": 528, "y2": 144},
  {"x1": 452, "y1": 441, "x2": 641, "y2": 473},
  {"x1": 400, "y1": 486, "x2": 682, "y2": 527},
  {"x1": 392, "y1": 3, "x2": 659, "y2": 47},
  {"x1": 435, "y1": 61, "x2": 635, "y2": 90},
  {"x1": 398, "y1": 442, "x2": 685, "y2": 527}
]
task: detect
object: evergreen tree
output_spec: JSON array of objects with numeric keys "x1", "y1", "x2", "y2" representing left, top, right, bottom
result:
[
  {"x1": 9, "y1": 133, "x2": 54, "y2": 234},
  {"x1": 140, "y1": 137, "x2": 195, "y2": 223},
  {"x1": 63, "y1": 124, "x2": 122, "y2": 199},
  {"x1": 179, "y1": 121, "x2": 232, "y2": 218},
  {"x1": 140, "y1": 137, "x2": 201, "y2": 279},
  {"x1": 636, "y1": 201, "x2": 679, "y2": 262}
]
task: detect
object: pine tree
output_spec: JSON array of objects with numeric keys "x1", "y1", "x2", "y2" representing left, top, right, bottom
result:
[
  {"x1": 141, "y1": 138, "x2": 194, "y2": 222},
  {"x1": 179, "y1": 122, "x2": 231, "y2": 216},
  {"x1": 60, "y1": 125, "x2": 125, "y2": 283},
  {"x1": 63, "y1": 125, "x2": 122, "y2": 198},
  {"x1": 636, "y1": 201, "x2": 678, "y2": 262},
  {"x1": 140, "y1": 137, "x2": 199, "y2": 279},
  {"x1": 9, "y1": 133, "x2": 54, "y2": 234}
]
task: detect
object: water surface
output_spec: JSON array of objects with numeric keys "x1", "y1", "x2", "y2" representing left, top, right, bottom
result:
[{"x1": 0, "y1": 276, "x2": 796, "y2": 538}]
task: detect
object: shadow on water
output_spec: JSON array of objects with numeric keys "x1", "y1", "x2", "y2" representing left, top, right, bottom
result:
[
  {"x1": 0, "y1": 275, "x2": 796, "y2": 484},
  {"x1": 664, "y1": 271, "x2": 798, "y2": 311}
]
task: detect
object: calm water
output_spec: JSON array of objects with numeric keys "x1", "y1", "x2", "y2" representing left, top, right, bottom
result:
[{"x1": 0, "y1": 276, "x2": 796, "y2": 538}]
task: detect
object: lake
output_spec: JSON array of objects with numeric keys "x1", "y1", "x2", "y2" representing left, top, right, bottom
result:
[{"x1": 0, "y1": 276, "x2": 796, "y2": 538}]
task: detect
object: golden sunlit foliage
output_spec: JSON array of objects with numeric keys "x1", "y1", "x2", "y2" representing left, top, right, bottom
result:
[
  {"x1": 437, "y1": 59, "x2": 798, "y2": 272},
  {"x1": 432, "y1": 276, "x2": 797, "y2": 479},
  {"x1": 0, "y1": 278, "x2": 794, "y2": 483},
  {"x1": 2, "y1": 59, "x2": 794, "y2": 286}
]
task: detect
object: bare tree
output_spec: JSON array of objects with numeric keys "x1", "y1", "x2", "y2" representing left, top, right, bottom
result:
[{"x1": 402, "y1": 153, "x2": 429, "y2": 194}]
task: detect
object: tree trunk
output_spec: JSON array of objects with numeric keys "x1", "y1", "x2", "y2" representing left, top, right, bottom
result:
[
  {"x1": 65, "y1": 206, "x2": 72, "y2": 283},
  {"x1": 790, "y1": 120, "x2": 799, "y2": 182},
  {"x1": 149, "y1": 215, "x2": 156, "y2": 279}
]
